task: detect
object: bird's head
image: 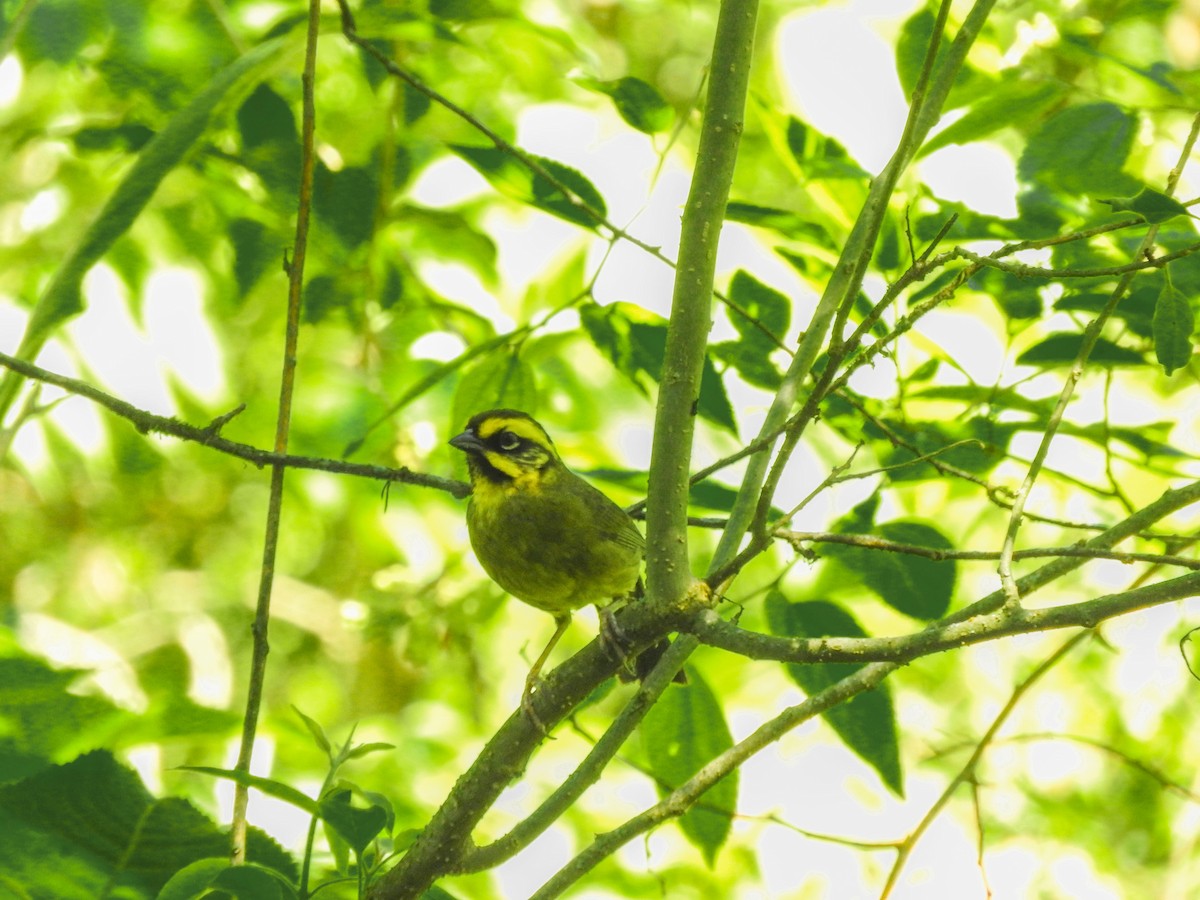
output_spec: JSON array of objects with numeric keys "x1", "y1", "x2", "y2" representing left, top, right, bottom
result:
[{"x1": 449, "y1": 409, "x2": 561, "y2": 488}]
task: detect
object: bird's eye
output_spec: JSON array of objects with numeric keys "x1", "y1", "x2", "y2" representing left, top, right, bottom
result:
[{"x1": 497, "y1": 431, "x2": 520, "y2": 451}]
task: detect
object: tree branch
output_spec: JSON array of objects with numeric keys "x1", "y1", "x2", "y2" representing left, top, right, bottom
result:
[{"x1": 0, "y1": 351, "x2": 469, "y2": 498}]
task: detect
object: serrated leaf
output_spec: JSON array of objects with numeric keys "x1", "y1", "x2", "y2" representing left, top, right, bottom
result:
[
  {"x1": 1018, "y1": 102, "x2": 1140, "y2": 195},
  {"x1": 823, "y1": 521, "x2": 956, "y2": 621},
  {"x1": 1153, "y1": 283, "x2": 1194, "y2": 375},
  {"x1": 764, "y1": 595, "x2": 903, "y2": 795},
  {"x1": 578, "y1": 76, "x2": 673, "y2": 133},
  {"x1": 0, "y1": 753, "x2": 298, "y2": 895},
  {"x1": 450, "y1": 350, "x2": 537, "y2": 437},
  {"x1": 1016, "y1": 333, "x2": 1146, "y2": 367},
  {"x1": 640, "y1": 671, "x2": 736, "y2": 865},
  {"x1": 449, "y1": 144, "x2": 607, "y2": 228}
]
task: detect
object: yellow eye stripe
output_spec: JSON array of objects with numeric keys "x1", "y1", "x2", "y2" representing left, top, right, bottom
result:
[{"x1": 476, "y1": 415, "x2": 555, "y2": 452}]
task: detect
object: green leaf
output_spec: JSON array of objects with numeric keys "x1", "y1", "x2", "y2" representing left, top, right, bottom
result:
[
  {"x1": 313, "y1": 163, "x2": 379, "y2": 249},
  {"x1": 823, "y1": 521, "x2": 956, "y2": 621},
  {"x1": 159, "y1": 860, "x2": 296, "y2": 900},
  {"x1": 640, "y1": 671, "x2": 736, "y2": 865},
  {"x1": 319, "y1": 791, "x2": 389, "y2": 856},
  {"x1": 0, "y1": 656, "x2": 128, "y2": 759},
  {"x1": 450, "y1": 144, "x2": 607, "y2": 228},
  {"x1": 236, "y1": 84, "x2": 297, "y2": 150},
  {"x1": 292, "y1": 707, "x2": 332, "y2": 756},
  {"x1": 451, "y1": 349, "x2": 537, "y2": 437},
  {"x1": 1016, "y1": 333, "x2": 1146, "y2": 367},
  {"x1": 1017, "y1": 102, "x2": 1140, "y2": 196},
  {"x1": 919, "y1": 80, "x2": 1063, "y2": 157},
  {"x1": 302, "y1": 274, "x2": 353, "y2": 324},
  {"x1": 1, "y1": 36, "x2": 290, "y2": 414},
  {"x1": 709, "y1": 339, "x2": 783, "y2": 390},
  {"x1": 1152, "y1": 283, "x2": 1194, "y2": 375},
  {"x1": 728, "y1": 270, "x2": 790, "y2": 342},
  {"x1": 580, "y1": 302, "x2": 737, "y2": 433},
  {"x1": 764, "y1": 595, "x2": 903, "y2": 795},
  {"x1": 1054, "y1": 290, "x2": 1155, "y2": 338},
  {"x1": 180, "y1": 766, "x2": 319, "y2": 814},
  {"x1": 577, "y1": 76, "x2": 673, "y2": 133},
  {"x1": 895, "y1": 7, "x2": 951, "y2": 99},
  {"x1": 1099, "y1": 187, "x2": 1192, "y2": 224},
  {"x1": 229, "y1": 218, "x2": 279, "y2": 295},
  {"x1": 0, "y1": 752, "x2": 298, "y2": 896}
]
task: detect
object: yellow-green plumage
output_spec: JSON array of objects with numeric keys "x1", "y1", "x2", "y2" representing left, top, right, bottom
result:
[
  {"x1": 450, "y1": 409, "x2": 679, "y2": 727},
  {"x1": 451, "y1": 409, "x2": 643, "y2": 615}
]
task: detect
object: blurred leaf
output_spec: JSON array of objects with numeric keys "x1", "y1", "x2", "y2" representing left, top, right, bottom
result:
[
  {"x1": 919, "y1": 80, "x2": 1063, "y2": 157},
  {"x1": 451, "y1": 349, "x2": 537, "y2": 435},
  {"x1": 2, "y1": 36, "x2": 289, "y2": 403},
  {"x1": 237, "y1": 83, "x2": 297, "y2": 150},
  {"x1": 229, "y1": 218, "x2": 279, "y2": 295},
  {"x1": 314, "y1": 163, "x2": 379, "y2": 249},
  {"x1": 1016, "y1": 333, "x2": 1146, "y2": 367},
  {"x1": 577, "y1": 76, "x2": 673, "y2": 133},
  {"x1": 0, "y1": 656, "x2": 129, "y2": 759},
  {"x1": 765, "y1": 595, "x2": 903, "y2": 795},
  {"x1": 450, "y1": 144, "x2": 607, "y2": 228},
  {"x1": 709, "y1": 338, "x2": 782, "y2": 389},
  {"x1": 1152, "y1": 283, "x2": 1194, "y2": 375},
  {"x1": 303, "y1": 274, "x2": 353, "y2": 324},
  {"x1": 581, "y1": 302, "x2": 736, "y2": 433},
  {"x1": 71, "y1": 123, "x2": 156, "y2": 153},
  {"x1": 640, "y1": 670, "x2": 735, "y2": 865},
  {"x1": 823, "y1": 521, "x2": 956, "y2": 620},
  {"x1": 1054, "y1": 289, "x2": 1155, "y2": 338},
  {"x1": 1018, "y1": 102, "x2": 1140, "y2": 195},
  {"x1": 18, "y1": 0, "x2": 102, "y2": 64}
]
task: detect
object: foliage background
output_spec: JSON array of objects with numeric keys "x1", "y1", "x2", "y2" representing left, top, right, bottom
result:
[{"x1": 2, "y1": 0, "x2": 1200, "y2": 897}]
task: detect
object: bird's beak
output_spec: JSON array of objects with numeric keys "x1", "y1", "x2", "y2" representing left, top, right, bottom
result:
[{"x1": 449, "y1": 429, "x2": 485, "y2": 453}]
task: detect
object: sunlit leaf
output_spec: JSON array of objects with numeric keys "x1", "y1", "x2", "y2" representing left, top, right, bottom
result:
[
  {"x1": 1153, "y1": 283, "x2": 1194, "y2": 375},
  {"x1": 641, "y1": 670, "x2": 736, "y2": 864},
  {"x1": 1016, "y1": 333, "x2": 1146, "y2": 367},
  {"x1": 577, "y1": 76, "x2": 673, "y2": 133},
  {"x1": 1018, "y1": 102, "x2": 1140, "y2": 195},
  {"x1": 764, "y1": 594, "x2": 903, "y2": 795}
]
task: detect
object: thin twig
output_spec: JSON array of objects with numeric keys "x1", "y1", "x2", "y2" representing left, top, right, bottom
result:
[
  {"x1": 0, "y1": 351, "x2": 470, "y2": 498},
  {"x1": 879, "y1": 631, "x2": 1090, "y2": 899},
  {"x1": 997, "y1": 110, "x2": 1200, "y2": 607},
  {"x1": 229, "y1": 0, "x2": 321, "y2": 864}
]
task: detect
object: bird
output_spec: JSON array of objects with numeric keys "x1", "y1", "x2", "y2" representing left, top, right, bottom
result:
[{"x1": 449, "y1": 408, "x2": 680, "y2": 728}]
